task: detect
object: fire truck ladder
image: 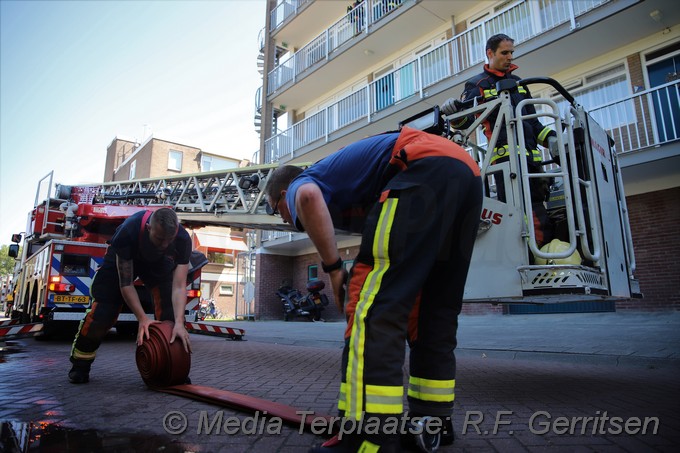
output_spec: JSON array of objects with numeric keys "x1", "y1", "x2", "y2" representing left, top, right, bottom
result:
[{"x1": 75, "y1": 163, "x2": 308, "y2": 231}]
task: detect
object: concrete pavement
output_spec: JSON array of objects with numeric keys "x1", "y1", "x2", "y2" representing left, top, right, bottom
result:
[
  {"x1": 1, "y1": 311, "x2": 679, "y2": 452},
  {"x1": 229, "y1": 311, "x2": 680, "y2": 366}
]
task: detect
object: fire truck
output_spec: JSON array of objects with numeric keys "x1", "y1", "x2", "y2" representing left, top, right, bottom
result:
[
  {"x1": 5, "y1": 78, "x2": 641, "y2": 327},
  {"x1": 6, "y1": 173, "x2": 205, "y2": 338}
]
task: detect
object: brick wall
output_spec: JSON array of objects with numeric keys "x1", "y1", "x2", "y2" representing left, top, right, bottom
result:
[
  {"x1": 255, "y1": 253, "x2": 295, "y2": 320},
  {"x1": 292, "y1": 252, "x2": 348, "y2": 322},
  {"x1": 619, "y1": 187, "x2": 680, "y2": 311},
  {"x1": 255, "y1": 248, "x2": 357, "y2": 322}
]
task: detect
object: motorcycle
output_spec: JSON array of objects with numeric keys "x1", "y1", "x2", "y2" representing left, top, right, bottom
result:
[
  {"x1": 276, "y1": 280, "x2": 329, "y2": 322},
  {"x1": 197, "y1": 299, "x2": 218, "y2": 321}
]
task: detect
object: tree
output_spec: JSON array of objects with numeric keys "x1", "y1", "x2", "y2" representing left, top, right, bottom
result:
[{"x1": 0, "y1": 244, "x2": 20, "y2": 277}]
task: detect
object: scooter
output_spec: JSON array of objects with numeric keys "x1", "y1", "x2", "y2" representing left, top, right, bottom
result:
[{"x1": 276, "y1": 280, "x2": 329, "y2": 322}]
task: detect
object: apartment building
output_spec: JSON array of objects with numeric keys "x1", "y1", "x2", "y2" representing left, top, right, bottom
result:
[
  {"x1": 103, "y1": 135, "x2": 249, "y2": 318},
  {"x1": 252, "y1": 0, "x2": 679, "y2": 317}
]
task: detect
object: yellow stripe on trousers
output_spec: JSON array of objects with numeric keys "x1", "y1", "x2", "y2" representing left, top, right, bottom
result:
[{"x1": 345, "y1": 197, "x2": 399, "y2": 420}]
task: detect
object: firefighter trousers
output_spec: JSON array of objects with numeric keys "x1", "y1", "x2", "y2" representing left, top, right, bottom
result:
[
  {"x1": 340, "y1": 157, "x2": 482, "y2": 435},
  {"x1": 70, "y1": 271, "x2": 174, "y2": 363}
]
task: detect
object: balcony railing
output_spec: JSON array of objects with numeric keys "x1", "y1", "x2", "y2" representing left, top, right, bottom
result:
[
  {"x1": 264, "y1": 0, "x2": 610, "y2": 163},
  {"x1": 268, "y1": 0, "x2": 405, "y2": 95},
  {"x1": 589, "y1": 80, "x2": 680, "y2": 155},
  {"x1": 270, "y1": 0, "x2": 310, "y2": 32}
]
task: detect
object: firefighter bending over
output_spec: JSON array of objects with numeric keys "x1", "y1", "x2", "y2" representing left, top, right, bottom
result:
[
  {"x1": 68, "y1": 208, "x2": 192, "y2": 384},
  {"x1": 266, "y1": 126, "x2": 483, "y2": 452}
]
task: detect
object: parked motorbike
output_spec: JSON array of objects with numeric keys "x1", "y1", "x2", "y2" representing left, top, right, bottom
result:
[
  {"x1": 197, "y1": 299, "x2": 219, "y2": 321},
  {"x1": 276, "y1": 280, "x2": 329, "y2": 322}
]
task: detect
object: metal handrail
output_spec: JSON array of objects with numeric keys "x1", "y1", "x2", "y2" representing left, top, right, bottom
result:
[{"x1": 264, "y1": 0, "x2": 611, "y2": 162}]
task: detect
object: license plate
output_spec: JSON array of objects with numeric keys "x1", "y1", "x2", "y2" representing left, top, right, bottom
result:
[{"x1": 54, "y1": 295, "x2": 90, "y2": 304}]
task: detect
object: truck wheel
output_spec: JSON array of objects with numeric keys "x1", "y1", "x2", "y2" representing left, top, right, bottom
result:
[{"x1": 34, "y1": 322, "x2": 54, "y2": 341}]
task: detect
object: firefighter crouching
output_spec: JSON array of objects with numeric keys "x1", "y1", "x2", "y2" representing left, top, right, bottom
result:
[{"x1": 69, "y1": 208, "x2": 193, "y2": 384}]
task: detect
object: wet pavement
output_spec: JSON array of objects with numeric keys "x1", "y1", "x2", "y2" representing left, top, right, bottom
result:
[{"x1": 1, "y1": 312, "x2": 679, "y2": 452}]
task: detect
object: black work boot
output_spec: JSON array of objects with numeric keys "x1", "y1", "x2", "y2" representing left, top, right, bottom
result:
[
  {"x1": 402, "y1": 415, "x2": 455, "y2": 451},
  {"x1": 309, "y1": 433, "x2": 400, "y2": 453},
  {"x1": 439, "y1": 416, "x2": 454, "y2": 446},
  {"x1": 68, "y1": 358, "x2": 92, "y2": 384}
]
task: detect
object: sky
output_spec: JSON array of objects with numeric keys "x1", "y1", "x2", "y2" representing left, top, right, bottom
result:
[{"x1": 0, "y1": 0, "x2": 266, "y2": 245}]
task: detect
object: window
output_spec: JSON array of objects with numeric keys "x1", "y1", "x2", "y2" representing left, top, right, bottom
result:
[
  {"x1": 551, "y1": 64, "x2": 632, "y2": 129},
  {"x1": 207, "y1": 251, "x2": 235, "y2": 267},
  {"x1": 129, "y1": 160, "x2": 136, "y2": 180},
  {"x1": 308, "y1": 265, "x2": 318, "y2": 281},
  {"x1": 61, "y1": 254, "x2": 90, "y2": 276},
  {"x1": 219, "y1": 285, "x2": 234, "y2": 296},
  {"x1": 201, "y1": 155, "x2": 213, "y2": 172},
  {"x1": 201, "y1": 282, "x2": 211, "y2": 299},
  {"x1": 168, "y1": 150, "x2": 183, "y2": 171}
]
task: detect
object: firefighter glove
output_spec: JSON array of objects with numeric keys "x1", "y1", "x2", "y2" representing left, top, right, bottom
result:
[{"x1": 547, "y1": 136, "x2": 560, "y2": 163}]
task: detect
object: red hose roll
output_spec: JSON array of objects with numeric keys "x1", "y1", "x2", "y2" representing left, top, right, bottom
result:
[
  {"x1": 135, "y1": 320, "x2": 334, "y2": 431},
  {"x1": 136, "y1": 321, "x2": 191, "y2": 387}
]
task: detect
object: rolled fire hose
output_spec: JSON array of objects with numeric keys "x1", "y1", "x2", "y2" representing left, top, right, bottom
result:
[{"x1": 135, "y1": 321, "x2": 333, "y2": 431}]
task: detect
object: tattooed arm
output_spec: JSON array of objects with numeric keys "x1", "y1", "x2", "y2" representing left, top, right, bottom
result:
[{"x1": 117, "y1": 256, "x2": 156, "y2": 345}]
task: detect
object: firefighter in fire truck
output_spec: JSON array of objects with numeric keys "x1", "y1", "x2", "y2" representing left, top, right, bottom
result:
[
  {"x1": 68, "y1": 208, "x2": 192, "y2": 384},
  {"x1": 452, "y1": 33, "x2": 557, "y2": 248},
  {"x1": 266, "y1": 126, "x2": 483, "y2": 452}
]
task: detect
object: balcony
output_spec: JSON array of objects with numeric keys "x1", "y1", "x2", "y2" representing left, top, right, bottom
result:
[
  {"x1": 269, "y1": 0, "x2": 311, "y2": 33},
  {"x1": 268, "y1": 0, "x2": 408, "y2": 95},
  {"x1": 266, "y1": 0, "x2": 468, "y2": 108},
  {"x1": 264, "y1": 0, "x2": 605, "y2": 162},
  {"x1": 590, "y1": 81, "x2": 680, "y2": 195},
  {"x1": 263, "y1": 0, "x2": 679, "y2": 166}
]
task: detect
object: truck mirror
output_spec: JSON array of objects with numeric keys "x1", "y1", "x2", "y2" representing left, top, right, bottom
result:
[
  {"x1": 8, "y1": 244, "x2": 19, "y2": 258},
  {"x1": 11, "y1": 233, "x2": 22, "y2": 243}
]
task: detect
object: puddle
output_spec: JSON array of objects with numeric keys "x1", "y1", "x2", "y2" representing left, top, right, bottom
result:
[
  {"x1": 0, "y1": 340, "x2": 24, "y2": 364},
  {"x1": 1, "y1": 420, "x2": 195, "y2": 452}
]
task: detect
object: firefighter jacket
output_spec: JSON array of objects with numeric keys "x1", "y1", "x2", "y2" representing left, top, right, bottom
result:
[{"x1": 454, "y1": 64, "x2": 555, "y2": 165}]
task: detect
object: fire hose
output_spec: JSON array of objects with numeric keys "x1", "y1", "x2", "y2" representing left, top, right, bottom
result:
[{"x1": 135, "y1": 321, "x2": 333, "y2": 431}]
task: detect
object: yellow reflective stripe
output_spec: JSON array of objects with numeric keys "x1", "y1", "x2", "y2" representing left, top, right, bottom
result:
[
  {"x1": 408, "y1": 376, "x2": 456, "y2": 403},
  {"x1": 409, "y1": 376, "x2": 456, "y2": 388},
  {"x1": 345, "y1": 198, "x2": 399, "y2": 420},
  {"x1": 365, "y1": 385, "x2": 403, "y2": 414},
  {"x1": 483, "y1": 88, "x2": 497, "y2": 98},
  {"x1": 338, "y1": 382, "x2": 347, "y2": 411},
  {"x1": 537, "y1": 127, "x2": 552, "y2": 144},
  {"x1": 490, "y1": 145, "x2": 542, "y2": 163},
  {"x1": 518, "y1": 86, "x2": 527, "y2": 94},
  {"x1": 357, "y1": 441, "x2": 381, "y2": 453},
  {"x1": 72, "y1": 348, "x2": 96, "y2": 360}
]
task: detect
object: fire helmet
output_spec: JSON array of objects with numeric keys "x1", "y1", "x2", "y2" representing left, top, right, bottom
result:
[{"x1": 534, "y1": 239, "x2": 582, "y2": 265}]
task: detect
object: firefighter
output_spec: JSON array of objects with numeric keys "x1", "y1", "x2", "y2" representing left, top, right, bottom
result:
[
  {"x1": 68, "y1": 208, "x2": 193, "y2": 384},
  {"x1": 266, "y1": 126, "x2": 483, "y2": 452},
  {"x1": 453, "y1": 33, "x2": 557, "y2": 247}
]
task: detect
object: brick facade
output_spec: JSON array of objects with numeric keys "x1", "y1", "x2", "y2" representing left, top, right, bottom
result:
[
  {"x1": 618, "y1": 187, "x2": 680, "y2": 311},
  {"x1": 255, "y1": 253, "x2": 295, "y2": 320},
  {"x1": 105, "y1": 137, "x2": 201, "y2": 182},
  {"x1": 255, "y1": 247, "x2": 357, "y2": 322}
]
